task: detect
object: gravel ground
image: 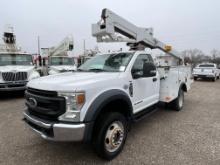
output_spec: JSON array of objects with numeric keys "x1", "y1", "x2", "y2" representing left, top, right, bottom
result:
[{"x1": 0, "y1": 80, "x2": 220, "y2": 165}]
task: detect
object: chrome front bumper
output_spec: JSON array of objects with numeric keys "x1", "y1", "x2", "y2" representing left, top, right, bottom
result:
[
  {"x1": 193, "y1": 74, "x2": 215, "y2": 78},
  {"x1": 23, "y1": 111, "x2": 86, "y2": 142}
]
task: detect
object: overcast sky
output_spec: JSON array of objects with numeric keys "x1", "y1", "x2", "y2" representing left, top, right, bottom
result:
[{"x1": 0, "y1": 0, "x2": 220, "y2": 55}]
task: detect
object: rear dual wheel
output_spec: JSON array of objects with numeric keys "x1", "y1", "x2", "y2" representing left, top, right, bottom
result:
[{"x1": 170, "y1": 89, "x2": 184, "y2": 111}]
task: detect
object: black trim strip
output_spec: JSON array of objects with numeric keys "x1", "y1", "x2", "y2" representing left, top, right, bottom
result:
[{"x1": 134, "y1": 100, "x2": 143, "y2": 105}]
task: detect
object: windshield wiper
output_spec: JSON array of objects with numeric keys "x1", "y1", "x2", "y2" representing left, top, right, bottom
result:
[
  {"x1": 77, "y1": 68, "x2": 87, "y2": 72},
  {"x1": 78, "y1": 68, "x2": 116, "y2": 72},
  {"x1": 88, "y1": 68, "x2": 107, "y2": 72}
]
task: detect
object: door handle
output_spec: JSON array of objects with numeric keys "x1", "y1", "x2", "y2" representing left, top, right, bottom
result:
[{"x1": 153, "y1": 78, "x2": 157, "y2": 82}]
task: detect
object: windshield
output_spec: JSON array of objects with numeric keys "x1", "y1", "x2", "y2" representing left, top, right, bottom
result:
[
  {"x1": 50, "y1": 57, "x2": 75, "y2": 66},
  {"x1": 0, "y1": 54, "x2": 33, "y2": 66},
  {"x1": 78, "y1": 53, "x2": 133, "y2": 72}
]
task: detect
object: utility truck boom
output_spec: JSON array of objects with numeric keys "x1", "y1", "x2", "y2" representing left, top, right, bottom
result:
[
  {"x1": 46, "y1": 35, "x2": 74, "y2": 57},
  {"x1": 0, "y1": 25, "x2": 20, "y2": 52},
  {"x1": 92, "y1": 8, "x2": 182, "y2": 60}
]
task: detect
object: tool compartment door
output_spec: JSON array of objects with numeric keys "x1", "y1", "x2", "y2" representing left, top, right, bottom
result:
[{"x1": 159, "y1": 66, "x2": 192, "y2": 103}]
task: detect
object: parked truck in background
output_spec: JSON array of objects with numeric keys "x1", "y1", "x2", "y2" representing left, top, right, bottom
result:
[
  {"x1": 48, "y1": 56, "x2": 76, "y2": 75},
  {"x1": 193, "y1": 63, "x2": 220, "y2": 81},
  {"x1": 41, "y1": 35, "x2": 77, "y2": 75},
  {"x1": 0, "y1": 25, "x2": 40, "y2": 91},
  {"x1": 23, "y1": 9, "x2": 192, "y2": 160}
]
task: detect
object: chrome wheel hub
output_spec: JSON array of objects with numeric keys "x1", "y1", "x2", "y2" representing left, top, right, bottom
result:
[{"x1": 104, "y1": 121, "x2": 124, "y2": 153}]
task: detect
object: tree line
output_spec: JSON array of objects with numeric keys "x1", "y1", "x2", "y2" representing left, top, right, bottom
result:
[{"x1": 182, "y1": 49, "x2": 220, "y2": 68}]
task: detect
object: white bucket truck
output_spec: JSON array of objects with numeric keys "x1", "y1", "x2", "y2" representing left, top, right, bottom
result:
[
  {"x1": 0, "y1": 25, "x2": 40, "y2": 91},
  {"x1": 23, "y1": 9, "x2": 192, "y2": 160}
]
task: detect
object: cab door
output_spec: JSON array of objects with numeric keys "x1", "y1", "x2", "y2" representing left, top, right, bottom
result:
[{"x1": 131, "y1": 54, "x2": 160, "y2": 114}]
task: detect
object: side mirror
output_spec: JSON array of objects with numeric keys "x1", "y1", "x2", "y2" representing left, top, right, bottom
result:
[
  {"x1": 132, "y1": 70, "x2": 142, "y2": 79},
  {"x1": 143, "y1": 62, "x2": 157, "y2": 77}
]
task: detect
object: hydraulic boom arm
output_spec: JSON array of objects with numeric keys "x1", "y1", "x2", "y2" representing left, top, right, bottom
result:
[
  {"x1": 46, "y1": 35, "x2": 74, "y2": 57},
  {"x1": 0, "y1": 25, "x2": 20, "y2": 52},
  {"x1": 92, "y1": 9, "x2": 182, "y2": 60}
]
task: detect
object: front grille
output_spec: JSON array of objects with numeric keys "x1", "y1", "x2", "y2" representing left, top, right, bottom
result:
[
  {"x1": 27, "y1": 87, "x2": 57, "y2": 97},
  {"x1": 2, "y1": 72, "x2": 27, "y2": 81},
  {"x1": 0, "y1": 82, "x2": 26, "y2": 88},
  {"x1": 25, "y1": 88, "x2": 66, "y2": 121}
]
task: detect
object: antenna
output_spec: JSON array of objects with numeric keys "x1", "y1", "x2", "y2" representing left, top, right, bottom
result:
[{"x1": 38, "y1": 36, "x2": 40, "y2": 55}]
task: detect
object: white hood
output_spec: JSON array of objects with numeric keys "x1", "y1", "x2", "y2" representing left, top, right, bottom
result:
[
  {"x1": 0, "y1": 65, "x2": 35, "y2": 72},
  {"x1": 50, "y1": 65, "x2": 76, "y2": 71},
  {"x1": 27, "y1": 72, "x2": 121, "y2": 91}
]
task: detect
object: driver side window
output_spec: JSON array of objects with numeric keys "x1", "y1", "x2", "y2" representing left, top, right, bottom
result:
[{"x1": 131, "y1": 54, "x2": 153, "y2": 77}]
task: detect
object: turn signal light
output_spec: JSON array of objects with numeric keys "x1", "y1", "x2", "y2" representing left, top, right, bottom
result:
[{"x1": 77, "y1": 94, "x2": 85, "y2": 105}]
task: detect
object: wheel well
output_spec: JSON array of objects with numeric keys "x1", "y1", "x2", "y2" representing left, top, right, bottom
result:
[
  {"x1": 91, "y1": 99, "x2": 132, "y2": 140},
  {"x1": 181, "y1": 83, "x2": 187, "y2": 92},
  {"x1": 96, "y1": 99, "x2": 132, "y2": 121}
]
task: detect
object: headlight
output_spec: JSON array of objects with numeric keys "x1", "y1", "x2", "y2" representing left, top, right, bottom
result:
[
  {"x1": 58, "y1": 92, "x2": 85, "y2": 121},
  {"x1": 28, "y1": 71, "x2": 40, "y2": 80}
]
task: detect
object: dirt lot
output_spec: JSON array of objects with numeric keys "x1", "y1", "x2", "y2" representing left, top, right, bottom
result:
[{"x1": 0, "y1": 80, "x2": 220, "y2": 165}]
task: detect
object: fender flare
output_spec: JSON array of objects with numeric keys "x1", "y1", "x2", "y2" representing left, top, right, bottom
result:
[{"x1": 84, "y1": 89, "x2": 133, "y2": 123}]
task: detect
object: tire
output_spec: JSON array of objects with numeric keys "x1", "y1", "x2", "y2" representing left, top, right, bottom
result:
[
  {"x1": 93, "y1": 112, "x2": 128, "y2": 160},
  {"x1": 170, "y1": 89, "x2": 184, "y2": 111},
  {"x1": 194, "y1": 77, "x2": 197, "y2": 81},
  {"x1": 212, "y1": 77, "x2": 216, "y2": 82}
]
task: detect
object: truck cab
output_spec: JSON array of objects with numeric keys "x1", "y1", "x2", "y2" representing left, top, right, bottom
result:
[
  {"x1": 48, "y1": 56, "x2": 76, "y2": 75},
  {"x1": 0, "y1": 52, "x2": 40, "y2": 91}
]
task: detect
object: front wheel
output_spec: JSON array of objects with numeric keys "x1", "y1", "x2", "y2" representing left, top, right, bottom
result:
[
  {"x1": 170, "y1": 89, "x2": 184, "y2": 111},
  {"x1": 212, "y1": 76, "x2": 216, "y2": 82},
  {"x1": 93, "y1": 112, "x2": 128, "y2": 160}
]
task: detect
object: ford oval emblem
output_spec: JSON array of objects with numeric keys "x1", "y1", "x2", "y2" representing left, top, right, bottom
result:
[{"x1": 29, "y1": 98, "x2": 37, "y2": 108}]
